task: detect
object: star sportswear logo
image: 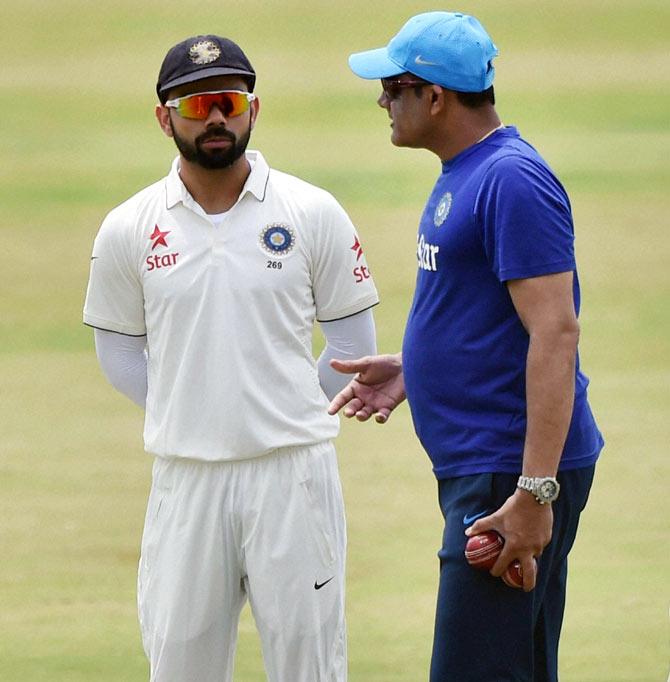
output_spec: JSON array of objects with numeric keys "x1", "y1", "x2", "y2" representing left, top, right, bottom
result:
[
  {"x1": 351, "y1": 234, "x2": 371, "y2": 284},
  {"x1": 146, "y1": 225, "x2": 179, "y2": 271},
  {"x1": 149, "y1": 225, "x2": 170, "y2": 250},
  {"x1": 351, "y1": 234, "x2": 364, "y2": 261}
]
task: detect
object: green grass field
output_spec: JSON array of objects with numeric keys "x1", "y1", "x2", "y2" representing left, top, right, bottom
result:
[{"x1": 1, "y1": 1, "x2": 669, "y2": 680}]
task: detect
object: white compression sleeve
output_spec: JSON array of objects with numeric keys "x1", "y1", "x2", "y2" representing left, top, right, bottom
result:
[
  {"x1": 317, "y1": 308, "x2": 377, "y2": 401},
  {"x1": 94, "y1": 328, "x2": 148, "y2": 408}
]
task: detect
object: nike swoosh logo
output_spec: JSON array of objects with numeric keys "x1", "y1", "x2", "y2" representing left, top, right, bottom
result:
[
  {"x1": 90, "y1": 256, "x2": 99, "y2": 260},
  {"x1": 463, "y1": 510, "x2": 491, "y2": 526},
  {"x1": 314, "y1": 577, "x2": 334, "y2": 590},
  {"x1": 415, "y1": 55, "x2": 438, "y2": 66}
]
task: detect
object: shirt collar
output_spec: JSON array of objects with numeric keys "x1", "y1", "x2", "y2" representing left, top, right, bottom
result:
[
  {"x1": 165, "y1": 149, "x2": 270, "y2": 210},
  {"x1": 242, "y1": 150, "x2": 270, "y2": 201}
]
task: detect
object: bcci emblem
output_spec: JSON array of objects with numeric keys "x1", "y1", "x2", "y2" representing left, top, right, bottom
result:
[
  {"x1": 434, "y1": 192, "x2": 453, "y2": 227},
  {"x1": 188, "y1": 40, "x2": 221, "y2": 65},
  {"x1": 259, "y1": 223, "x2": 296, "y2": 256}
]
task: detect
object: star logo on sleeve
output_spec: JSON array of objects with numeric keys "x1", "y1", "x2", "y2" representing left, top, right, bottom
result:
[
  {"x1": 351, "y1": 234, "x2": 364, "y2": 261},
  {"x1": 149, "y1": 225, "x2": 171, "y2": 250}
]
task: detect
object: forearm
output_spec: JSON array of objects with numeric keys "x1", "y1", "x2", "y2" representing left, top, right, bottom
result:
[
  {"x1": 521, "y1": 328, "x2": 578, "y2": 476},
  {"x1": 94, "y1": 328, "x2": 148, "y2": 408},
  {"x1": 317, "y1": 309, "x2": 377, "y2": 400}
]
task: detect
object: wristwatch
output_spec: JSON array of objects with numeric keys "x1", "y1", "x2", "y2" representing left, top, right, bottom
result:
[{"x1": 517, "y1": 476, "x2": 560, "y2": 504}]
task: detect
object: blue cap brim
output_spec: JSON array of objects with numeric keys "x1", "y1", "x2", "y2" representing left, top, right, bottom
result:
[{"x1": 348, "y1": 47, "x2": 405, "y2": 80}]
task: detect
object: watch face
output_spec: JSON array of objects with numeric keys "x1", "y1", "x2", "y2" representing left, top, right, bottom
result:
[{"x1": 538, "y1": 480, "x2": 558, "y2": 500}]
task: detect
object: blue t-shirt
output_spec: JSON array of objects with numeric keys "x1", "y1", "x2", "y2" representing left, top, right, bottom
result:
[{"x1": 402, "y1": 127, "x2": 603, "y2": 479}]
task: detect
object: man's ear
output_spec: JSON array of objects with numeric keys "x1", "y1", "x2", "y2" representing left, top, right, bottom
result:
[
  {"x1": 429, "y1": 85, "x2": 446, "y2": 114},
  {"x1": 155, "y1": 104, "x2": 174, "y2": 138},
  {"x1": 249, "y1": 96, "x2": 260, "y2": 131}
]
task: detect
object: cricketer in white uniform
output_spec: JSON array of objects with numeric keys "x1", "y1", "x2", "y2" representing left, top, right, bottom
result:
[{"x1": 83, "y1": 35, "x2": 378, "y2": 682}]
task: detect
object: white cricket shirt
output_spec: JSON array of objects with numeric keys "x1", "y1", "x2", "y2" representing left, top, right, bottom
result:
[{"x1": 84, "y1": 151, "x2": 379, "y2": 461}]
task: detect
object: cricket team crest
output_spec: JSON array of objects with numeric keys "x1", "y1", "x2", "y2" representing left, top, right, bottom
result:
[
  {"x1": 434, "y1": 191, "x2": 453, "y2": 227},
  {"x1": 189, "y1": 40, "x2": 221, "y2": 65},
  {"x1": 259, "y1": 223, "x2": 296, "y2": 256}
]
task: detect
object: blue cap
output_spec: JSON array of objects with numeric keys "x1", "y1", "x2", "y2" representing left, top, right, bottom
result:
[{"x1": 348, "y1": 11, "x2": 498, "y2": 92}]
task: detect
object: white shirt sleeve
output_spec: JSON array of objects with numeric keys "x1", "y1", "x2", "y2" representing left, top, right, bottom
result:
[
  {"x1": 317, "y1": 308, "x2": 377, "y2": 400},
  {"x1": 83, "y1": 208, "x2": 146, "y2": 336},
  {"x1": 311, "y1": 192, "x2": 379, "y2": 322},
  {"x1": 94, "y1": 328, "x2": 148, "y2": 408}
]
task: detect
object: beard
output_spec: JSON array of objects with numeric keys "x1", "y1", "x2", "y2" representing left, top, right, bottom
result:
[{"x1": 170, "y1": 120, "x2": 251, "y2": 170}]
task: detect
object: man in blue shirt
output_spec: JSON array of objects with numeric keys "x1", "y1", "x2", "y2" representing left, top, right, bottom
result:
[{"x1": 329, "y1": 11, "x2": 603, "y2": 682}]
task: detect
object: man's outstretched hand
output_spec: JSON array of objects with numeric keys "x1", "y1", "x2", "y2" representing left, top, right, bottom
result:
[{"x1": 327, "y1": 353, "x2": 405, "y2": 423}]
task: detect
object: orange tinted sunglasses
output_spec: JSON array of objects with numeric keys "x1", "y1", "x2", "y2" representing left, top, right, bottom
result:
[{"x1": 165, "y1": 90, "x2": 256, "y2": 119}]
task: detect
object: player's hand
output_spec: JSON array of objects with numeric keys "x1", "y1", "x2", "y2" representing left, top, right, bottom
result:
[
  {"x1": 465, "y1": 490, "x2": 553, "y2": 591},
  {"x1": 327, "y1": 353, "x2": 406, "y2": 423}
]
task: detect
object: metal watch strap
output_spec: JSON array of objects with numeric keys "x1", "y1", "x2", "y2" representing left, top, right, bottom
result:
[
  {"x1": 517, "y1": 476, "x2": 536, "y2": 494},
  {"x1": 516, "y1": 475, "x2": 560, "y2": 504}
]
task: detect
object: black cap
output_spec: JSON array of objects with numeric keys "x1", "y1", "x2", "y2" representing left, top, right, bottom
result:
[{"x1": 157, "y1": 35, "x2": 256, "y2": 102}]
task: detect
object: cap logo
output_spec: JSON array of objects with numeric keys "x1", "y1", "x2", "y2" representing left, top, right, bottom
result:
[
  {"x1": 188, "y1": 40, "x2": 221, "y2": 65},
  {"x1": 415, "y1": 55, "x2": 439, "y2": 66}
]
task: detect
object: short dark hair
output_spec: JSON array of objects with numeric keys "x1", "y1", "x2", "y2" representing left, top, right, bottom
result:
[
  {"x1": 455, "y1": 86, "x2": 495, "y2": 108},
  {"x1": 402, "y1": 72, "x2": 494, "y2": 106}
]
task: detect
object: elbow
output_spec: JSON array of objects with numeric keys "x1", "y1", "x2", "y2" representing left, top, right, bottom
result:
[
  {"x1": 565, "y1": 319, "x2": 580, "y2": 350},
  {"x1": 559, "y1": 319, "x2": 580, "y2": 349},
  {"x1": 530, "y1": 318, "x2": 580, "y2": 356}
]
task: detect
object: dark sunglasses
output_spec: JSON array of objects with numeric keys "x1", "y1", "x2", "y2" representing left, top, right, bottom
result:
[{"x1": 381, "y1": 78, "x2": 431, "y2": 100}]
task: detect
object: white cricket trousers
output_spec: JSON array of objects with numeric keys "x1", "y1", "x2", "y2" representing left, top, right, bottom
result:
[{"x1": 137, "y1": 441, "x2": 347, "y2": 682}]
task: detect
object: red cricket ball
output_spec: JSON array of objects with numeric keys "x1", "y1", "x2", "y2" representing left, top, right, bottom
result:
[
  {"x1": 464, "y1": 531, "x2": 504, "y2": 571},
  {"x1": 502, "y1": 558, "x2": 538, "y2": 589},
  {"x1": 502, "y1": 560, "x2": 524, "y2": 588}
]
